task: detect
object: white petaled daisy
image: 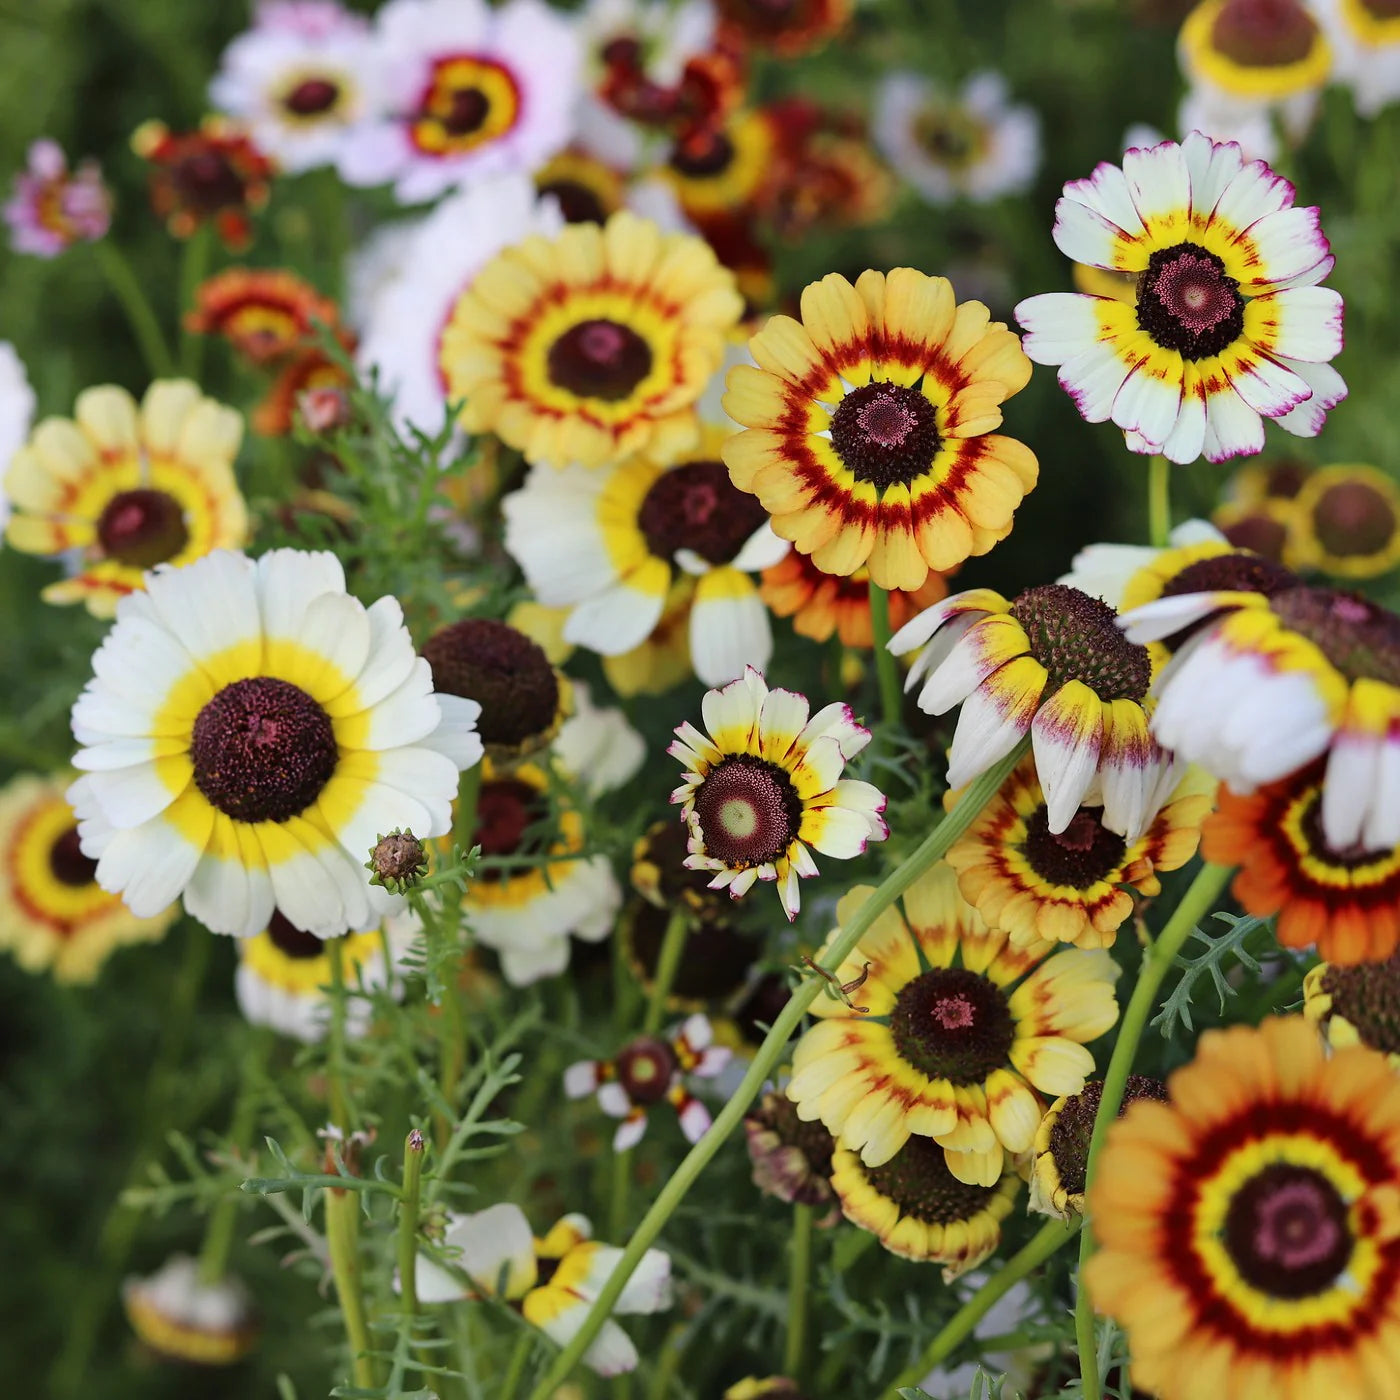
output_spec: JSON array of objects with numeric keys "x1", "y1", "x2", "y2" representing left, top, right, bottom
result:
[
  {"x1": 0, "y1": 340, "x2": 35, "y2": 531},
  {"x1": 68, "y1": 549, "x2": 483, "y2": 939},
  {"x1": 338, "y1": 0, "x2": 581, "y2": 206},
  {"x1": 123, "y1": 1255, "x2": 257, "y2": 1366},
  {"x1": 873, "y1": 71, "x2": 1040, "y2": 207},
  {"x1": 1015, "y1": 132, "x2": 1347, "y2": 465},
  {"x1": 669, "y1": 666, "x2": 888, "y2": 921},
  {"x1": 552, "y1": 680, "x2": 646, "y2": 798},
  {"x1": 1310, "y1": 0, "x2": 1400, "y2": 118},
  {"x1": 1058, "y1": 518, "x2": 1229, "y2": 609}
]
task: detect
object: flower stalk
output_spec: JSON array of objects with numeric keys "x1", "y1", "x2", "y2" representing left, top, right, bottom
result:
[
  {"x1": 92, "y1": 241, "x2": 176, "y2": 379},
  {"x1": 783, "y1": 1202, "x2": 815, "y2": 1386},
  {"x1": 1147, "y1": 453, "x2": 1171, "y2": 549},
  {"x1": 869, "y1": 582, "x2": 904, "y2": 730}
]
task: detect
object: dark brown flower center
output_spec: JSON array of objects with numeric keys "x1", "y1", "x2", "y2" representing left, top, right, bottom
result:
[
  {"x1": 440, "y1": 87, "x2": 490, "y2": 137},
  {"x1": 1361, "y1": 0, "x2": 1400, "y2": 16},
  {"x1": 538, "y1": 179, "x2": 609, "y2": 225},
  {"x1": 669, "y1": 131, "x2": 736, "y2": 178},
  {"x1": 749, "y1": 1092, "x2": 836, "y2": 1178},
  {"x1": 863, "y1": 1134, "x2": 1001, "y2": 1223},
  {"x1": 96, "y1": 489, "x2": 189, "y2": 569},
  {"x1": 1311, "y1": 480, "x2": 1398, "y2": 560},
  {"x1": 1211, "y1": 0, "x2": 1319, "y2": 65},
  {"x1": 692, "y1": 756, "x2": 803, "y2": 868},
  {"x1": 1218, "y1": 511, "x2": 1289, "y2": 562},
  {"x1": 1021, "y1": 805, "x2": 1128, "y2": 889},
  {"x1": 629, "y1": 898, "x2": 756, "y2": 998},
  {"x1": 890, "y1": 966, "x2": 1015, "y2": 1086},
  {"x1": 48, "y1": 825, "x2": 97, "y2": 888},
  {"x1": 266, "y1": 909, "x2": 326, "y2": 958},
  {"x1": 829, "y1": 382, "x2": 942, "y2": 491},
  {"x1": 422, "y1": 618, "x2": 558, "y2": 749},
  {"x1": 1161, "y1": 552, "x2": 1298, "y2": 599},
  {"x1": 1136, "y1": 243, "x2": 1245, "y2": 360},
  {"x1": 1271, "y1": 586, "x2": 1400, "y2": 686},
  {"x1": 1262, "y1": 459, "x2": 1310, "y2": 499},
  {"x1": 547, "y1": 318, "x2": 653, "y2": 402},
  {"x1": 191, "y1": 677, "x2": 338, "y2": 824},
  {"x1": 1046, "y1": 1077, "x2": 1168, "y2": 1197},
  {"x1": 1010, "y1": 584, "x2": 1152, "y2": 701},
  {"x1": 639, "y1": 460, "x2": 769, "y2": 565},
  {"x1": 614, "y1": 1036, "x2": 679, "y2": 1104},
  {"x1": 1224, "y1": 1163, "x2": 1352, "y2": 1297},
  {"x1": 284, "y1": 78, "x2": 341, "y2": 116},
  {"x1": 1319, "y1": 953, "x2": 1400, "y2": 1056},
  {"x1": 473, "y1": 780, "x2": 548, "y2": 862},
  {"x1": 174, "y1": 150, "x2": 247, "y2": 212}
]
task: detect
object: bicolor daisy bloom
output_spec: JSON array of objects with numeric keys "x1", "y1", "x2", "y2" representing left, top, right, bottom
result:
[
  {"x1": 662, "y1": 110, "x2": 779, "y2": 224},
  {"x1": 338, "y1": 0, "x2": 581, "y2": 205},
  {"x1": 503, "y1": 432, "x2": 789, "y2": 687},
  {"x1": 67, "y1": 549, "x2": 483, "y2": 939},
  {"x1": 946, "y1": 752, "x2": 1215, "y2": 949},
  {"x1": 1086, "y1": 1016, "x2": 1400, "y2": 1400},
  {"x1": 186, "y1": 267, "x2": 339, "y2": 365},
  {"x1": 889, "y1": 583, "x2": 1173, "y2": 841},
  {"x1": 441, "y1": 211, "x2": 743, "y2": 468},
  {"x1": 412, "y1": 1204, "x2": 672, "y2": 1376},
  {"x1": 722, "y1": 268, "x2": 1037, "y2": 591},
  {"x1": 830, "y1": 1136, "x2": 1021, "y2": 1275},
  {"x1": 1059, "y1": 519, "x2": 1232, "y2": 611},
  {"x1": 715, "y1": 0, "x2": 850, "y2": 55},
  {"x1": 874, "y1": 71, "x2": 1040, "y2": 207},
  {"x1": 1122, "y1": 582, "x2": 1400, "y2": 853},
  {"x1": 0, "y1": 773, "x2": 176, "y2": 983},
  {"x1": 0, "y1": 341, "x2": 35, "y2": 531},
  {"x1": 209, "y1": 0, "x2": 381, "y2": 175},
  {"x1": 1015, "y1": 132, "x2": 1347, "y2": 464},
  {"x1": 744, "y1": 1090, "x2": 839, "y2": 1221},
  {"x1": 4, "y1": 381, "x2": 248, "y2": 617},
  {"x1": 123, "y1": 1255, "x2": 257, "y2": 1366},
  {"x1": 1311, "y1": 0, "x2": 1400, "y2": 117},
  {"x1": 786, "y1": 863, "x2": 1121, "y2": 1185},
  {"x1": 564, "y1": 1013, "x2": 731, "y2": 1149},
  {"x1": 3, "y1": 139, "x2": 111, "y2": 257},
  {"x1": 1286, "y1": 464, "x2": 1400, "y2": 579},
  {"x1": 1303, "y1": 953, "x2": 1400, "y2": 1066},
  {"x1": 252, "y1": 336, "x2": 356, "y2": 436},
  {"x1": 668, "y1": 666, "x2": 888, "y2": 921}
]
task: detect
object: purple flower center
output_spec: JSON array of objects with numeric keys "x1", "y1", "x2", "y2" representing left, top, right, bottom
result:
[
  {"x1": 1224, "y1": 1163, "x2": 1352, "y2": 1297},
  {"x1": 547, "y1": 318, "x2": 653, "y2": 402},
  {"x1": 284, "y1": 78, "x2": 341, "y2": 116},
  {"x1": 890, "y1": 967, "x2": 1015, "y2": 1085},
  {"x1": 473, "y1": 780, "x2": 548, "y2": 863},
  {"x1": 829, "y1": 382, "x2": 942, "y2": 491},
  {"x1": 1136, "y1": 243, "x2": 1245, "y2": 360},
  {"x1": 174, "y1": 150, "x2": 247, "y2": 212},
  {"x1": 692, "y1": 756, "x2": 802, "y2": 868},
  {"x1": 615, "y1": 1037, "x2": 679, "y2": 1104},
  {"x1": 639, "y1": 460, "x2": 769, "y2": 565},
  {"x1": 538, "y1": 179, "x2": 609, "y2": 225},
  {"x1": 96, "y1": 488, "x2": 189, "y2": 569}
]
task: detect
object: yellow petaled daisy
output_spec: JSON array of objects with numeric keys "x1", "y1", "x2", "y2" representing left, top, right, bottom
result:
[
  {"x1": 669, "y1": 666, "x2": 888, "y2": 922},
  {"x1": 122, "y1": 1255, "x2": 257, "y2": 1366},
  {"x1": 4, "y1": 380, "x2": 248, "y2": 618},
  {"x1": 786, "y1": 863, "x2": 1120, "y2": 1185},
  {"x1": 1179, "y1": 0, "x2": 1332, "y2": 102},
  {"x1": 946, "y1": 753, "x2": 1216, "y2": 949},
  {"x1": 662, "y1": 111, "x2": 775, "y2": 222},
  {"x1": 0, "y1": 772, "x2": 175, "y2": 983},
  {"x1": 1303, "y1": 955, "x2": 1400, "y2": 1067},
  {"x1": 831, "y1": 1137, "x2": 1021, "y2": 1276},
  {"x1": 535, "y1": 147, "x2": 626, "y2": 225},
  {"x1": 68, "y1": 549, "x2": 483, "y2": 940},
  {"x1": 1086, "y1": 1017, "x2": 1400, "y2": 1400},
  {"x1": 722, "y1": 268, "x2": 1037, "y2": 591},
  {"x1": 1286, "y1": 464, "x2": 1400, "y2": 579},
  {"x1": 439, "y1": 211, "x2": 744, "y2": 469}
]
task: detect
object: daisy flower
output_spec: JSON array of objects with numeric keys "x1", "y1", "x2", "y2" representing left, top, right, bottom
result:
[
  {"x1": 209, "y1": 0, "x2": 381, "y2": 175},
  {"x1": 441, "y1": 211, "x2": 743, "y2": 468},
  {"x1": 744, "y1": 1090, "x2": 839, "y2": 1220},
  {"x1": 564, "y1": 1013, "x2": 731, "y2": 1149},
  {"x1": 874, "y1": 72, "x2": 1040, "y2": 207},
  {"x1": 553, "y1": 680, "x2": 646, "y2": 798},
  {"x1": 253, "y1": 336, "x2": 357, "y2": 436},
  {"x1": 3, "y1": 139, "x2": 111, "y2": 256},
  {"x1": 1286, "y1": 464, "x2": 1400, "y2": 578},
  {"x1": 67, "y1": 548, "x2": 483, "y2": 938},
  {"x1": 337, "y1": 0, "x2": 581, "y2": 206},
  {"x1": 1303, "y1": 953, "x2": 1400, "y2": 1065},
  {"x1": 668, "y1": 666, "x2": 888, "y2": 921},
  {"x1": 661, "y1": 110, "x2": 780, "y2": 224},
  {"x1": 1058, "y1": 517, "x2": 1233, "y2": 610},
  {"x1": 412, "y1": 1204, "x2": 671, "y2": 1377},
  {"x1": 722, "y1": 268, "x2": 1037, "y2": 591},
  {"x1": 1311, "y1": 0, "x2": 1400, "y2": 117},
  {"x1": 123, "y1": 1255, "x2": 257, "y2": 1366},
  {"x1": 535, "y1": 147, "x2": 627, "y2": 224},
  {"x1": 714, "y1": 0, "x2": 850, "y2": 55},
  {"x1": 0, "y1": 340, "x2": 35, "y2": 531},
  {"x1": 1015, "y1": 132, "x2": 1347, "y2": 464},
  {"x1": 889, "y1": 583, "x2": 1172, "y2": 841},
  {"x1": 0, "y1": 773, "x2": 176, "y2": 983},
  {"x1": 1086, "y1": 1017, "x2": 1400, "y2": 1400},
  {"x1": 786, "y1": 863, "x2": 1121, "y2": 1184},
  {"x1": 4, "y1": 380, "x2": 248, "y2": 617},
  {"x1": 185, "y1": 267, "x2": 339, "y2": 365},
  {"x1": 763, "y1": 124, "x2": 896, "y2": 243}
]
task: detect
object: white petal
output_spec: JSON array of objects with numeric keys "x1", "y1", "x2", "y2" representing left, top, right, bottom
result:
[{"x1": 564, "y1": 583, "x2": 667, "y2": 656}]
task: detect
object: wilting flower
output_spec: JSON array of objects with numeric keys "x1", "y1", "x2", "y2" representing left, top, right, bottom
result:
[
  {"x1": 1016, "y1": 132, "x2": 1346, "y2": 464},
  {"x1": 123, "y1": 1255, "x2": 258, "y2": 1366},
  {"x1": 787, "y1": 863, "x2": 1120, "y2": 1184},
  {"x1": 0, "y1": 341, "x2": 35, "y2": 530},
  {"x1": 565, "y1": 1013, "x2": 731, "y2": 1149},
  {"x1": 1303, "y1": 953, "x2": 1400, "y2": 1065},
  {"x1": 412, "y1": 1204, "x2": 671, "y2": 1376},
  {"x1": 186, "y1": 267, "x2": 339, "y2": 364},
  {"x1": 669, "y1": 666, "x2": 887, "y2": 921},
  {"x1": 744, "y1": 1090, "x2": 839, "y2": 1221},
  {"x1": 723, "y1": 269, "x2": 1037, "y2": 590},
  {"x1": 441, "y1": 212, "x2": 743, "y2": 468},
  {"x1": 4, "y1": 381, "x2": 247, "y2": 617},
  {"x1": 1285, "y1": 464, "x2": 1400, "y2": 579},
  {"x1": 338, "y1": 0, "x2": 581, "y2": 204},
  {"x1": 874, "y1": 71, "x2": 1040, "y2": 206},
  {"x1": 1086, "y1": 1017, "x2": 1400, "y2": 1400},
  {"x1": 715, "y1": 0, "x2": 850, "y2": 54},
  {"x1": 68, "y1": 549, "x2": 483, "y2": 937},
  {"x1": 1310, "y1": 0, "x2": 1400, "y2": 117},
  {"x1": 3, "y1": 139, "x2": 111, "y2": 256}
]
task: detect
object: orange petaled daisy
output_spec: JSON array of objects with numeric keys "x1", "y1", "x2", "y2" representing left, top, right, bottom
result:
[
  {"x1": 0, "y1": 773, "x2": 176, "y2": 983},
  {"x1": 722, "y1": 268, "x2": 1037, "y2": 591},
  {"x1": 946, "y1": 752, "x2": 1215, "y2": 949},
  {"x1": 1086, "y1": 1016, "x2": 1400, "y2": 1400},
  {"x1": 4, "y1": 380, "x2": 247, "y2": 617},
  {"x1": 185, "y1": 267, "x2": 339, "y2": 365},
  {"x1": 715, "y1": 0, "x2": 851, "y2": 56},
  {"x1": 253, "y1": 334, "x2": 356, "y2": 436},
  {"x1": 1286, "y1": 464, "x2": 1400, "y2": 579},
  {"x1": 439, "y1": 211, "x2": 743, "y2": 469},
  {"x1": 1303, "y1": 954, "x2": 1400, "y2": 1066},
  {"x1": 786, "y1": 863, "x2": 1120, "y2": 1185}
]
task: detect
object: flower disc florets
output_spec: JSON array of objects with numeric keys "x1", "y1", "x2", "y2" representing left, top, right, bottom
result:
[
  {"x1": 863, "y1": 1133, "x2": 1002, "y2": 1225},
  {"x1": 889, "y1": 967, "x2": 1015, "y2": 1086},
  {"x1": 1224, "y1": 1163, "x2": 1352, "y2": 1297},
  {"x1": 1271, "y1": 586, "x2": 1400, "y2": 686},
  {"x1": 828, "y1": 382, "x2": 942, "y2": 490},
  {"x1": 692, "y1": 756, "x2": 804, "y2": 869},
  {"x1": 638, "y1": 460, "x2": 769, "y2": 565},
  {"x1": 1136, "y1": 243, "x2": 1246, "y2": 360},
  {"x1": 1009, "y1": 584, "x2": 1151, "y2": 702},
  {"x1": 1021, "y1": 807, "x2": 1128, "y2": 889},
  {"x1": 1046, "y1": 1076, "x2": 1167, "y2": 1199}
]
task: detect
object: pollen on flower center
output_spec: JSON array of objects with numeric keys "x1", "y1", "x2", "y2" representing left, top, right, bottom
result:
[
  {"x1": 829, "y1": 382, "x2": 942, "y2": 491},
  {"x1": 1271, "y1": 586, "x2": 1400, "y2": 687},
  {"x1": 638, "y1": 460, "x2": 770, "y2": 564},
  {"x1": 1223, "y1": 1163, "x2": 1352, "y2": 1297},
  {"x1": 863, "y1": 1134, "x2": 1000, "y2": 1223},
  {"x1": 422, "y1": 617, "x2": 559, "y2": 748},
  {"x1": 615, "y1": 1037, "x2": 679, "y2": 1104},
  {"x1": 191, "y1": 677, "x2": 338, "y2": 824},
  {"x1": 1009, "y1": 583, "x2": 1152, "y2": 701},
  {"x1": 1211, "y1": 0, "x2": 1319, "y2": 67},
  {"x1": 547, "y1": 318, "x2": 653, "y2": 402},
  {"x1": 692, "y1": 755, "x2": 802, "y2": 867},
  {"x1": 48, "y1": 825, "x2": 97, "y2": 888},
  {"x1": 890, "y1": 967, "x2": 1015, "y2": 1085},
  {"x1": 284, "y1": 78, "x2": 341, "y2": 116},
  {"x1": 1136, "y1": 243, "x2": 1245, "y2": 360},
  {"x1": 96, "y1": 488, "x2": 190, "y2": 569},
  {"x1": 1022, "y1": 805, "x2": 1127, "y2": 889},
  {"x1": 266, "y1": 909, "x2": 326, "y2": 959}
]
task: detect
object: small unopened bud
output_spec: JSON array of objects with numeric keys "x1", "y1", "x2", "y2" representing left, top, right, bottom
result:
[
  {"x1": 367, "y1": 828, "x2": 428, "y2": 892},
  {"x1": 408, "y1": 1128, "x2": 425, "y2": 1154},
  {"x1": 298, "y1": 385, "x2": 350, "y2": 434}
]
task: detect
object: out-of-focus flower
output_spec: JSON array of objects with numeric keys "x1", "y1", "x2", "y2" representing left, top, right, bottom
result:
[
  {"x1": 1057, "y1": 518, "x2": 1232, "y2": 610},
  {"x1": 760, "y1": 118, "x2": 895, "y2": 242},
  {"x1": 123, "y1": 1255, "x2": 258, "y2": 1366},
  {"x1": 3, "y1": 139, "x2": 111, "y2": 256},
  {"x1": 0, "y1": 341, "x2": 35, "y2": 531},
  {"x1": 1016, "y1": 133, "x2": 1346, "y2": 464},
  {"x1": 1211, "y1": 493, "x2": 1293, "y2": 559},
  {"x1": 744, "y1": 1089, "x2": 838, "y2": 1220},
  {"x1": 875, "y1": 71, "x2": 1040, "y2": 206},
  {"x1": 715, "y1": 0, "x2": 850, "y2": 55},
  {"x1": 1310, "y1": 0, "x2": 1400, "y2": 117},
  {"x1": 536, "y1": 146, "x2": 628, "y2": 223},
  {"x1": 724, "y1": 1381, "x2": 804, "y2": 1400},
  {"x1": 661, "y1": 110, "x2": 778, "y2": 223},
  {"x1": 186, "y1": 267, "x2": 339, "y2": 364},
  {"x1": 253, "y1": 334, "x2": 356, "y2": 435},
  {"x1": 67, "y1": 549, "x2": 483, "y2": 937},
  {"x1": 603, "y1": 579, "x2": 696, "y2": 696},
  {"x1": 553, "y1": 681, "x2": 646, "y2": 797},
  {"x1": 4, "y1": 381, "x2": 247, "y2": 617},
  {"x1": 723, "y1": 269, "x2": 1036, "y2": 590},
  {"x1": 669, "y1": 666, "x2": 887, "y2": 920},
  {"x1": 1286, "y1": 464, "x2": 1400, "y2": 578},
  {"x1": 412, "y1": 1204, "x2": 671, "y2": 1376},
  {"x1": 1303, "y1": 953, "x2": 1400, "y2": 1064}
]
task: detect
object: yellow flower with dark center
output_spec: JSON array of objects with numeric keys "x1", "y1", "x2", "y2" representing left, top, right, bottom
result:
[
  {"x1": 1286, "y1": 464, "x2": 1400, "y2": 579},
  {"x1": 1303, "y1": 954, "x2": 1400, "y2": 1066},
  {"x1": 723, "y1": 268, "x2": 1037, "y2": 591},
  {"x1": 663, "y1": 112, "x2": 775, "y2": 221},
  {"x1": 1179, "y1": 0, "x2": 1332, "y2": 100},
  {"x1": 1086, "y1": 1016, "x2": 1400, "y2": 1400},
  {"x1": 409, "y1": 55, "x2": 521, "y2": 156},
  {"x1": 534, "y1": 147, "x2": 626, "y2": 225},
  {"x1": 185, "y1": 267, "x2": 339, "y2": 365}
]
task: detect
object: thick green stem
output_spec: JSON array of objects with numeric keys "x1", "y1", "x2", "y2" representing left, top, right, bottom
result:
[
  {"x1": 396, "y1": 1130, "x2": 426, "y2": 1319},
  {"x1": 1147, "y1": 454, "x2": 1171, "y2": 549},
  {"x1": 782, "y1": 1203, "x2": 814, "y2": 1385},
  {"x1": 1074, "y1": 861, "x2": 1233, "y2": 1400},
  {"x1": 326, "y1": 937, "x2": 351, "y2": 1130},
  {"x1": 326, "y1": 1187, "x2": 377, "y2": 1388},
  {"x1": 881, "y1": 1217, "x2": 1080, "y2": 1400},
  {"x1": 92, "y1": 242, "x2": 176, "y2": 379},
  {"x1": 643, "y1": 907, "x2": 690, "y2": 1034},
  {"x1": 522, "y1": 740, "x2": 1028, "y2": 1400},
  {"x1": 868, "y1": 583, "x2": 903, "y2": 730}
]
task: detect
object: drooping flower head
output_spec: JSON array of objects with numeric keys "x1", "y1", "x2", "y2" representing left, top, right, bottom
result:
[
  {"x1": 1286, "y1": 464, "x2": 1400, "y2": 579},
  {"x1": 123, "y1": 1255, "x2": 258, "y2": 1366},
  {"x1": 669, "y1": 666, "x2": 887, "y2": 921},
  {"x1": 744, "y1": 1090, "x2": 839, "y2": 1220},
  {"x1": 1303, "y1": 954, "x2": 1400, "y2": 1065},
  {"x1": 3, "y1": 139, "x2": 111, "y2": 257},
  {"x1": 722, "y1": 269, "x2": 1037, "y2": 591},
  {"x1": 1016, "y1": 132, "x2": 1346, "y2": 464},
  {"x1": 186, "y1": 267, "x2": 339, "y2": 365}
]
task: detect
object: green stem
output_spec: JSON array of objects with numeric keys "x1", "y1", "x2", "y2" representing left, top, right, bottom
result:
[
  {"x1": 397, "y1": 1129, "x2": 427, "y2": 1377},
  {"x1": 326, "y1": 1187, "x2": 377, "y2": 1388},
  {"x1": 92, "y1": 241, "x2": 176, "y2": 379},
  {"x1": 881, "y1": 1217, "x2": 1079, "y2": 1400},
  {"x1": 609, "y1": 1144, "x2": 634, "y2": 1242},
  {"x1": 326, "y1": 937, "x2": 351, "y2": 1130},
  {"x1": 197, "y1": 1033, "x2": 266, "y2": 1285},
  {"x1": 868, "y1": 582, "x2": 903, "y2": 730},
  {"x1": 501, "y1": 1329, "x2": 534, "y2": 1400},
  {"x1": 1147, "y1": 454, "x2": 1171, "y2": 550},
  {"x1": 643, "y1": 907, "x2": 690, "y2": 1034},
  {"x1": 1074, "y1": 861, "x2": 1233, "y2": 1400},
  {"x1": 453, "y1": 763, "x2": 483, "y2": 858},
  {"x1": 177, "y1": 224, "x2": 214, "y2": 380},
  {"x1": 522, "y1": 739, "x2": 1028, "y2": 1400},
  {"x1": 782, "y1": 1203, "x2": 814, "y2": 1385}
]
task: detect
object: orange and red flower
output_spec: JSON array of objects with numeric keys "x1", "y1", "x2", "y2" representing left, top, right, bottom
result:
[{"x1": 186, "y1": 267, "x2": 338, "y2": 365}]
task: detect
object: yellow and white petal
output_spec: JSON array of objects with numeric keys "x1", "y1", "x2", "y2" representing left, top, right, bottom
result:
[
  {"x1": 1031, "y1": 681, "x2": 1105, "y2": 834},
  {"x1": 91, "y1": 795, "x2": 214, "y2": 918},
  {"x1": 1009, "y1": 1036, "x2": 1096, "y2": 1096},
  {"x1": 565, "y1": 568, "x2": 670, "y2": 656},
  {"x1": 435, "y1": 1203, "x2": 539, "y2": 1303},
  {"x1": 689, "y1": 568, "x2": 772, "y2": 687},
  {"x1": 945, "y1": 655, "x2": 1046, "y2": 789}
]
